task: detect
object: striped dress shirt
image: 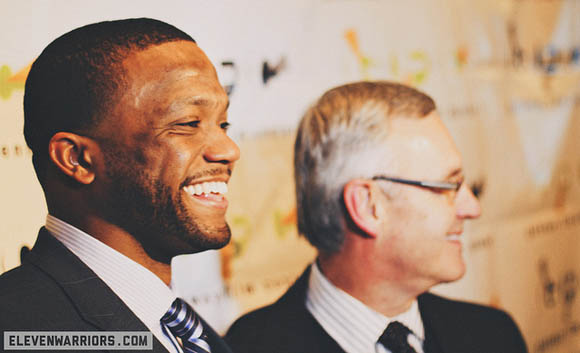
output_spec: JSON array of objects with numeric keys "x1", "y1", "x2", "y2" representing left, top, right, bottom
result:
[
  {"x1": 306, "y1": 262, "x2": 425, "y2": 353},
  {"x1": 46, "y1": 215, "x2": 182, "y2": 353}
]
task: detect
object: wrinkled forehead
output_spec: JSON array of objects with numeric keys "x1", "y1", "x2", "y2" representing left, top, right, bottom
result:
[{"x1": 133, "y1": 69, "x2": 227, "y2": 109}]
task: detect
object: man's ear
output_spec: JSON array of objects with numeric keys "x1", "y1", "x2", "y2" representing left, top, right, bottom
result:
[
  {"x1": 343, "y1": 179, "x2": 383, "y2": 238},
  {"x1": 48, "y1": 132, "x2": 96, "y2": 185}
]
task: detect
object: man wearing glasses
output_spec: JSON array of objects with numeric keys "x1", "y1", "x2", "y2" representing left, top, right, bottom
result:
[{"x1": 226, "y1": 81, "x2": 528, "y2": 353}]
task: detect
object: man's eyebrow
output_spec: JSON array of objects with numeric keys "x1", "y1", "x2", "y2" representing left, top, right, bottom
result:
[
  {"x1": 445, "y1": 168, "x2": 463, "y2": 180},
  {"x1": 168, "y1": 97, "x2": 229, "y2": 112}
]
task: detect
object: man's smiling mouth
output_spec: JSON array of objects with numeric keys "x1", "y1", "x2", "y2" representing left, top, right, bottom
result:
[
  {"x1": 182, "y1": 180, "x2": 229, "y2": 208},
  {"x1": 183, "y1": 181, "x2": 228, "y2": 196}
]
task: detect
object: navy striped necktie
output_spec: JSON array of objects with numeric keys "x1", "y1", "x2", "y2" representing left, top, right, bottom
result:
[
  {"x1": 378, "y1": 321, "x2": 417, "y2": 353},
  {"x1": 161, "y1": 298, "x2": 212, "y2": 353}
]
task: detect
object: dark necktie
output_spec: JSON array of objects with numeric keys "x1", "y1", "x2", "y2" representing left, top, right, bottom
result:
[
  {"x1": 161, "y1": 298, "x2": 212, "y2": 353},
  {"x1": 378, "y1": 321, "x2": 418, "y2": 353}
]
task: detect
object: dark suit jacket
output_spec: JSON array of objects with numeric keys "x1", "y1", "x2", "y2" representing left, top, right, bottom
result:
[
  {"x1": 226, "y1": 266, "x2": 528, "y2": 353},
  {"x1": 0, "y1": 228, "x2": 233, "y2": 353}
]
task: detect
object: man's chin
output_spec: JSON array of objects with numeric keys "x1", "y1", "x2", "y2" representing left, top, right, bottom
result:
[
  {"x1": 193, "y1": 230, "x2": 232, "y2": 251},
  {"x1": 178, "y1": 223, "x2": 232, "y2": 253},
  {"x1": 440, "y1": 263, "x2": 466, "y2": 284},
  {"x1": 139, "y1": 225, "x2": 231, "y2": 264}
]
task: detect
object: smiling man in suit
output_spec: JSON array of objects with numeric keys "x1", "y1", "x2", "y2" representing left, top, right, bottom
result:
[
  {"x1": 0, "y1": 18, "x2": 239, "y2": 353},
  {"x1": 226, "y1": 81, "x2": 528, "y2": 353}
]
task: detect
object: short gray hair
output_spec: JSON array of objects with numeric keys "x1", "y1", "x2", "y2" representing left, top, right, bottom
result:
[{"x1": 294, "y1": 81, "x2": 436, "y2": 253}]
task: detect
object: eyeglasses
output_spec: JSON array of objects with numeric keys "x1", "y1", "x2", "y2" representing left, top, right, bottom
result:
[{"x1": 372, "y1": 175, "x2": 463, "y2": 192}]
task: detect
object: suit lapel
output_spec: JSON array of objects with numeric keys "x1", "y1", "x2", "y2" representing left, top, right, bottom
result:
[
  {"x1": 419, "y1": 293, "x2": 465, "y2": 353},
  {"x1": 278, "y1": 265, "x2": 347, "y2": 353},
  {"x1": 26, "y1": 228, "x2": 169, "y2": 353},
  {"x1": 419, "y1": 293, "x2": 445, "y2": 353},
  {"x1": 200, "y1": 317, "x2": 234, "y2": 353}
]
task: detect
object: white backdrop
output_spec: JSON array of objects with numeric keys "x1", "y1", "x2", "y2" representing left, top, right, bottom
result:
[{"x1": 1, "y1": 1, "x2": 580, "y2": 351}]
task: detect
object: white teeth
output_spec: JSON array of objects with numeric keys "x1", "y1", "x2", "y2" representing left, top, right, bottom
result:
[
  {"x1": 183, "y1": 181, "x2": 228, "y2": 196},
  {"x1": 447, "y1": 235, "x2": 461, "y2": 241}
]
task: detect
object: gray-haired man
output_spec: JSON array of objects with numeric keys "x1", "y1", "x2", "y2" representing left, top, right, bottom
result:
[{"x1": 226, "y1": 81, "x2": 527, "y2": 353}]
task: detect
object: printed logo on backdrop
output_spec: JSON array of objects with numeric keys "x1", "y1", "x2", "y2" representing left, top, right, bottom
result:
[
  {"x1": 505, "y1": 13, "x2": 580, "y2": 112},
  {"x1": 262, "y1": 56, "x2": 287, "y2": 85},
  {"x1": 535, "y1": 258, "x2": 580, "y2": 353},
  {"x1": 538, "y1": 259, "x2": 578, "y2": 320},
  {"x1": 219, "y1": 61, "x2": 238, "y2": 97},
  {"x1": 551, "y1": 165, "x2": 575, "y2": 209},
  {"x1": 507, "y1": 20, "x2": 580, "y2": 75},
  {"x1": 343, "y1": 28, "x2": 472, "y2": 86},
  {"x1": 0, "y1": 64, "x2": 29, "y2": 101},
  {"x1": 344, "y1": 28, "x2": 432, "y2": 86},
  {"x1": 0, "y1": 63, "x2": 34, "y2": 163},
  {"x1": 221, "y1": 206, "x2": 297, "y2": 281},
  {"x1": 0, "y1": 63, "x2": 33, "y2": 162},
  {"x1": 527, "y1": 211, "x2": 580, "y2": 351},
  {"x1": 527, "y1": 213, "x2": 580, "y2": 239},
  {"x1": 468, "y1": 233, "x2": 494, "y2": 254},
  {"x1": 342, "y1": 28, "x2": 480, "y2": 123},
  {"x1": 0, "y1": 143, "x2": 31, "y2": 161},
  {"x1": 343, "y1": 20, "x2": 580, "y2": 106}
]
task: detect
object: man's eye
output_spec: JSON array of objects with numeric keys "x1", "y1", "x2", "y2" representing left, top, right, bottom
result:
[
  {"x1": 176, "y1": 121, "x2": 200, "y2": 127},
  {"x1": 220, "y1": 122, "x2": 231, "y2": 130}
]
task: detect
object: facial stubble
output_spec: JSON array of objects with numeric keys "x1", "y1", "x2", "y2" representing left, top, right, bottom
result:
[{"x1": 100, "y1": 146, "x2": 232, "y2": 264}]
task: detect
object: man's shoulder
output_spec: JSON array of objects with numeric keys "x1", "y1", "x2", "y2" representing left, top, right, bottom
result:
[
  {"x1": 226, "y1": 279, "x2": 343, "y2": 353},
  {"x1": 0, "y1": 229, "x2": 87, "y2": 317},
  {"x1": 0, "y1": 261, "x2": 54, "y2": 301},
  {"x1": 0, "y1": 261, "x2": 89, "y2": 329},
  {"x1": 227, "y1": 267, "x2": 312, "y2": 334},
  {"x1": 420, "y1": 292, "x2": 516, "y2": 322},
  {"x1": 420, "y1": 292, "x2": 528, "y2": 353},
  {"x1": 226, "y1": 293, "x2": 304, "y2": 337}
]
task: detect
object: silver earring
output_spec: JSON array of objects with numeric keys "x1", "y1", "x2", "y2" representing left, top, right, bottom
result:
[{"x1": 69, "y1": 155, "x2": 79, "y2": 166}]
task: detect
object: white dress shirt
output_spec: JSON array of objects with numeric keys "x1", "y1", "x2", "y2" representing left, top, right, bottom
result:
[
  {"x1": 45, "y1": 215, "x2": 182, "y2": 353},
  {"x1": 306, "y1": 262, "x2": 425, "y2": 353}
]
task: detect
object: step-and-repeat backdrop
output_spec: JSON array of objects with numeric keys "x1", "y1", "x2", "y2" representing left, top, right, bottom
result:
[{"x1": 2, "y1": 1, "x2": 580, "y2": 351}]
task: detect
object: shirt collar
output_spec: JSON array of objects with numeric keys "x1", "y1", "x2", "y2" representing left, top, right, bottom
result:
[
  {"x1": 306, "y1": 262, "x2": 425, "y2": 353},
  {"x1": 45, "y1": 215, "x2": 177, "y2": 350}
]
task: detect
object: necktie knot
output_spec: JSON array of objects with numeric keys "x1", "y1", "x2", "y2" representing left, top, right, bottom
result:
[
  {"x1": 378, "y1": 321, "x2": 417, "y2": 353},
  {"x1": 161, "y1": 298, "x2": 212, "y2": 353}
]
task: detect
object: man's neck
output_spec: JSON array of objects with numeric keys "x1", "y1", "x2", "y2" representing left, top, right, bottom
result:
[
  {"x1": 317, "y1": 251, "x2": 429, "y2": 317},
  {"x1": 49, "y1": 212, "x2": 172, "y2": 285}
]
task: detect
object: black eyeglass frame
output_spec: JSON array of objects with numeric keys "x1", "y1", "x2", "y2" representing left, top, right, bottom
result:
[{"x1": 372, "y1": 175, "x2": 462, "y2": 191}]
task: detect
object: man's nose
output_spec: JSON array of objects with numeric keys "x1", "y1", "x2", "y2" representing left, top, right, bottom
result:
[
  {"x1": 204, "y1": 133, "x2": 240, "y2": 164},
  {"x1": 456, "y1": 183, "x2": 481, "y2": 219}
]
